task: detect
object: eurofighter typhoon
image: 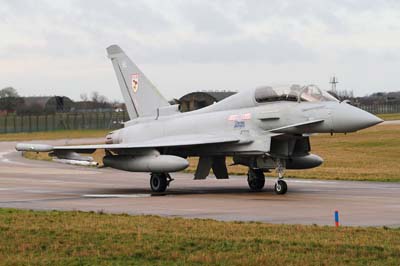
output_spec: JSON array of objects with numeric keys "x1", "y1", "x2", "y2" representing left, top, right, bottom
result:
[{"x1": 16, "y1": 45, "x2": 383, "y2": 194}]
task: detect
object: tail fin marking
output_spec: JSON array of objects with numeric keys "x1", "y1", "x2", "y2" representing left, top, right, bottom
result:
[{"x1": 107, "y1": 45, "x2": 169, "y2": 119}]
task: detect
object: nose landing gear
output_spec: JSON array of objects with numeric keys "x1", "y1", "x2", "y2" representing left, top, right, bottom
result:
[
  {"x1": 274, "y1": 179, "x2": 287, "y2": 194},
  {"x1": 274, "y1": 159, "x2": 287, "y2": 195}
]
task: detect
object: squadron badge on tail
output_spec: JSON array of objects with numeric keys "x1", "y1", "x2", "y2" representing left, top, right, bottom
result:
[{"x1": 131, "y1": 73, "x2": 139, "y2": 93}]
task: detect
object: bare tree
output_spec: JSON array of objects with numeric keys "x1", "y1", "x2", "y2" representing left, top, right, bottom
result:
[
  {"x1": 80, "y1": 93, "x2": 88, "y2": 101},
  {"x1": 91, "y1": 91, "x2": 100, "y2": 103},
  {"x1": 337, "y1": 89, "x2": 354, "y2": 99},
  {"x1": 91, "y1": 91, "x2": 108, "y2": 104}
]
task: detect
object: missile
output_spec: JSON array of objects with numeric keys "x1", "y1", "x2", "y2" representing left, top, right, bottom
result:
[
  {"x1": 53, "y1": 158, "x2": 98, "y2": 167},
  {"x1": 286, "y1": 154, "x2": 323, "y2": 169},
  {"x1": 50, "y1": 151, "x2": 94, "y2": 162},
  {"x1": 103, "y1": 154, "x2": 189, "y2": 173}
]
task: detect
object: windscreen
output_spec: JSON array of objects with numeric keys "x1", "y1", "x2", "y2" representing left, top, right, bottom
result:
[
  {"x1": 254, "y1": 86, "x2": 298, "y2": 103},
  {"x1": 255, "y1": 85, "x2": 338, "y2": 103},
  {"x1": 299, "y1": 85, "x2": 338, "y2": 102}
]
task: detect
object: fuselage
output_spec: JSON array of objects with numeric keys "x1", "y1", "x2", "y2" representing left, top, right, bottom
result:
[{"x1": 108, "y1": 86, "x2": 382, "y2": 155}]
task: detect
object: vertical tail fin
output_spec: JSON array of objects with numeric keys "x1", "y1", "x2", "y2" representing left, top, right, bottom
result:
[{"x1": 106, "y1": 45, "x2": 169, "y2": 119}]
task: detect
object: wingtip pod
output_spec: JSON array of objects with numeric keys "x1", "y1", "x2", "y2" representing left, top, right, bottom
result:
[{"x1": 15, "y1": 143, "x2": 54, "y2": 152}]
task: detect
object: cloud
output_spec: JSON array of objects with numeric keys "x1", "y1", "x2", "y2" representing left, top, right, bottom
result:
[
  {"x1": 178, "y1": 1, "x2": 239, "y2": 35},
  {"x1": 171, "y1": 36, "x2": 315, "y2": 64},
  {"x1": 0, "y1": 0, "x2": 400, "y2": 100}
]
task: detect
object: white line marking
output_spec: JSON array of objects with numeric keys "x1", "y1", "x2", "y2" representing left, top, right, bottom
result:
[
  {"x1": 0, "y1": 151, "x2": 10, "y2": 162},
  {"x1": 83, "y1": 194, "x2": 152, "y2": 198},
  {"x1": 0, "y1": 151, "x2": 30, "y2": 166},
  {"x1": 288, "y1": 180, "x2": 337, "y2": 184},
  {"x1": 23, "y1": 190, "x2": 53, "y2": 193}
]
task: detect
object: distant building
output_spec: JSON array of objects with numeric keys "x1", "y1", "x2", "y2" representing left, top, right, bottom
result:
[
  {"x1": 18, "y1": 96, "x2": 74, "y2": 114},
  {"x1": 178, "y1": 91, "x2": 236, "y2": 112},
  {"x1": 72, "y1": 101, "x2": 113, "y2": 113},
  {"x1": 0, "y1": 96, "x2": 24, "y2": 115}
]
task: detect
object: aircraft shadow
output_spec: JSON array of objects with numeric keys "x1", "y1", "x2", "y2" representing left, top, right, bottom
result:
[{"x1": 84, "y1": 187, "x2": 277, "y2": 197}]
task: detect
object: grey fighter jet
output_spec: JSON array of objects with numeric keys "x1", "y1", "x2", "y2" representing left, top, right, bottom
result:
[{"x1": 16, "y1": 45, "x2": 383, "y2": 194}]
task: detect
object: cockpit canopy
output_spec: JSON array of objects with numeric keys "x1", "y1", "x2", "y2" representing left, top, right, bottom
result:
[{"x1": 254, "y1": 85, "x2": 338, "y2": 103}]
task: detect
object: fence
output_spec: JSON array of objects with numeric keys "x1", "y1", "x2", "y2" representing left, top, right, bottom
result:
[
  {"x1": 0, "y1": 103, "x2": 399, "y2": 134},
  {"x1": 358, "y1": 103, "x2": 400, "y2": 114},
  {"x1": 0, "y1": 111, "x2": 129, "y2": 134}
]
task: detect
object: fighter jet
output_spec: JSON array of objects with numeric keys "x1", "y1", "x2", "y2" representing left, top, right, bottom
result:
[{"x1": 16, "y1": 45, "x2": 383, "y2": 194}]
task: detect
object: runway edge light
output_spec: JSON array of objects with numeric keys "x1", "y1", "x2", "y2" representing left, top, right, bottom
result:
[{"x1": 334, "y1": 210, "x2": 340, "y2": 227}]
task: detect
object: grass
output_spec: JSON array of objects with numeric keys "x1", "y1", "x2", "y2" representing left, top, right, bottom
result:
[
  {"x1": 286, "y1": 124, "x2": 400, "y2": 181},
  {"x1": 0, "y1": 129, "x2": 109, "y2": 141},
  {"x1": 186, "y1": 124, "x2": 400, "y2": 182},
  {"x1": 0, "y1": 208, "x2": 399, "y2": 266},
  {"x1": 15, "y1": 124, "x2": 400, "y2": 182},
  {"x1": 377, "y1": 113, "x2": 400, "y2": 121}
]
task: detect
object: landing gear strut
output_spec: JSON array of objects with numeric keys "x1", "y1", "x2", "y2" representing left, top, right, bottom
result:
[
  {"x1": 274, "y1": 159, "x2": 287, "y2": 195},
  {"x1": 247, "y1": 168, "x2": 265, "y2": 191},
  {"x1": 150, "y1": 173, "x2": 173, "y2": 192}
]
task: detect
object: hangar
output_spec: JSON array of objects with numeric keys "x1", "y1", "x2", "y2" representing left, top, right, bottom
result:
[
  {"x1": 19, "y1": 96, "x2": 74, "y2": 114},
  {"x1": 178, "y1": 91, "x2": 236, "y2": 112}
]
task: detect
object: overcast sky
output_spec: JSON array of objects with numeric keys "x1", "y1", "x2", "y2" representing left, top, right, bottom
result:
[{"x1": 1, "y1": 0, "x2": 400, "y2": 101}]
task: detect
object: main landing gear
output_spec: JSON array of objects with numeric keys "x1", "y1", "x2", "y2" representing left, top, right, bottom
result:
[
  {"x1": 247, "y1": 168, "x2": 265, "y2": 191},
  {"x1": 247, "y1": 159, "x2": 288, "y2": 194},
  {"x1": 150, "y1": 173, "x2": 173, "y2": 193}
]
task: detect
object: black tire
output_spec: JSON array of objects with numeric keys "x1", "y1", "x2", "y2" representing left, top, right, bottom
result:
[
  {"x1": 150, "y1": 173, "x2": 168, "y2": 192},
  {"x1": 247, "y1": 168, "x2": 265, "y2": 191},
  {"x1": 274, "y1": 180, "x2": 287, "y2": 195}
]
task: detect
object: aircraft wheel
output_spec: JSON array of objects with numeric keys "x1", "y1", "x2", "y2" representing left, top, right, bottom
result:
[
  {"x1": 247, "y1": 168, "x2": 265, "y2": 191},
  {"x1": 274, "y1": 180, "x2": 287, "y2": 195},
  {"x1": 150, "y1": 173, "x2": 168, "y2": 192}
]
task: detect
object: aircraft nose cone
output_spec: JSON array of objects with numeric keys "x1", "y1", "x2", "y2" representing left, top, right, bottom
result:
[
  {"x1": 332, "y1": 103, "x2": 383, "y2": 132},
  {"x1": 359, "y1": 112, "x2": 384, "y2": 128}
]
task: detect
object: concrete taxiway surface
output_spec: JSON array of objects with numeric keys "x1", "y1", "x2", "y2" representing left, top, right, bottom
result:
[
  {"x1": 383, "y1": 120, "x2": 400, "y2": 125},
  {"x1": 1, "y1": 139, "x2": 399, "y2": 227}
]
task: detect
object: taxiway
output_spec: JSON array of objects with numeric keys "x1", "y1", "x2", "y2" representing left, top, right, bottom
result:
[{"x1": 0, "y1": 139, "x2": 399, "y2": 227}]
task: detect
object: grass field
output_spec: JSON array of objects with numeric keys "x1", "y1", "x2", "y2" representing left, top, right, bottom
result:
[
  {"x1": 9, "y1": 124, "x2": 400, "y2": 182},
  {"x1": 0, "y1": 208, "x2": 398, "y2": 266},
  {"x1": 377, "y1": 113, "x2": 400, "y2": 120}
]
